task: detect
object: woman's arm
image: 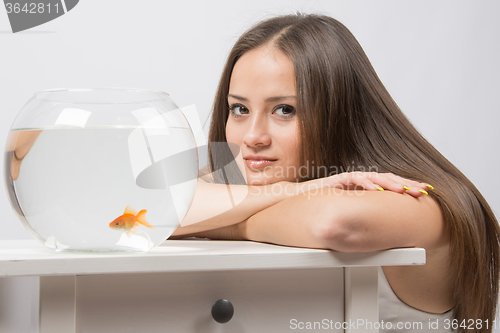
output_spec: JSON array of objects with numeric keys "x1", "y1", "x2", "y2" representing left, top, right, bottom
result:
[
  {"x1": 171, "y1": 172, "x2": 432, "y2": 238},
  {"x1": 241, "y1": 188, "x2": 446, "y2": 252},
  {"x1": 170, "y1": 179, "x2": 293, "y2": 237}
]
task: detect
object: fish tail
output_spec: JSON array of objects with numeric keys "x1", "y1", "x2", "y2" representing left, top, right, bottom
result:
[{"x1": 136, "y1": 210, "x2": 154, "y2": 229}]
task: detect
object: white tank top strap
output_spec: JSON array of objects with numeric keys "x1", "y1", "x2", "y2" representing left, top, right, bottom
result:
[{"x1": 378, "y1": 267, "x2": 454, "y2": 332}]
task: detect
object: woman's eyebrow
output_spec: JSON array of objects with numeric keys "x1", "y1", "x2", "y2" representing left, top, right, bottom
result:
[
  {"x1": 265, "y1": 96, "x2": 296, "y2": 102},
  {"x1": 228, "y1": 94, "x2": 296, "y2": 102},
  {"x1": 228, "y1": 94, "x2": 248, "y2": 101}
]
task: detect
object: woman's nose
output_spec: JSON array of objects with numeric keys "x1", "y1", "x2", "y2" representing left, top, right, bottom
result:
[{"x1": 242, "y1": 116, "x2": 271, "y2": 147}]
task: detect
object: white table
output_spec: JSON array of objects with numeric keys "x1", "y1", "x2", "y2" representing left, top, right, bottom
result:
[{"x1": 0, "y1": 239, "x2": 425, "y2": 333}]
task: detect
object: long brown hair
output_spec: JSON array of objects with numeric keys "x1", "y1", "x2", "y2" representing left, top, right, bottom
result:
[{"x1": 208, "y1": 13, "x2": 500, "y2": 331}]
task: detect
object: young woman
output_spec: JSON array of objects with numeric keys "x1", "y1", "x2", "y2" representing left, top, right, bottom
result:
[{"x1": 172, "y1": 13, "x2": 500, "y2": 332}]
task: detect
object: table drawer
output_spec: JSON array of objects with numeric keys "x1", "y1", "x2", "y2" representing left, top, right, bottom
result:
[{"x1": 75, "y1": 268, "x2": 344, "y2": 332}]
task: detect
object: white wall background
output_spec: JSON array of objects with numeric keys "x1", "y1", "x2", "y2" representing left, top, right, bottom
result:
[{"x1": 0, "y1": 0, "x2": 499, "y2": 332}]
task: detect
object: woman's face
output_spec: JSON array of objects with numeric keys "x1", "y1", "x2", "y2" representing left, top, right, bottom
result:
[{"x1": 226, "y1": 46, "x2": 301, "y2": 185}]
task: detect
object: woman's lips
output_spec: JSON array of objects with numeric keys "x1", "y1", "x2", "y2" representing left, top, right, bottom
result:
[{"x1": 244, "y1": 158, "x2": 277, "y2": 170}]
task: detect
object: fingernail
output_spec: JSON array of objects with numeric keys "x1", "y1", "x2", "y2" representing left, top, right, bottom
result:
[
  {"x1": 376, "y1": 186, "x2": 385, "y2": 191},
  {"x1": 419, "y1": 189, "x2": 429, "y2": 195},
  {"x1": 403, "y1": 185, "x2": 411, "y2": 191},
  {"x1": 425, "y1": 184, "x2": 434, "y2": 190}
]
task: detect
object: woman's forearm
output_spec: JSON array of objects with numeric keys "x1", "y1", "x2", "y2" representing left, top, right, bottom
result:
[
  {"x1": 171, "y1": 180, "x2": 298, "y2": 236},
  {"x1": 241, "y1": 190, "x2": 333, "y2": 249}
]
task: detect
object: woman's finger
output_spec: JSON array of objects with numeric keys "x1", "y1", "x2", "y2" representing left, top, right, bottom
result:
[
  {"x1": 343, "y1": 172, "x2": 430, "y2": 198},
  {"x1": 368, "y1": 173, "x2": 431, "y2": 198},
  {"x1": 318, "y1": 172, "x2": 434, "y2": 199}
]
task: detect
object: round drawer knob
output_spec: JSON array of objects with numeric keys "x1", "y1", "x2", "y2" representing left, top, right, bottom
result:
[{"x1": 211, "y1": 299, "x2": 234, "y2": 323}]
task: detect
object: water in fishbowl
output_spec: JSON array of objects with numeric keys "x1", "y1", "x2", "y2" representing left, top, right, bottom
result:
[{"x1": 4, "y1": 125, "x2": 198, "y2": 252}]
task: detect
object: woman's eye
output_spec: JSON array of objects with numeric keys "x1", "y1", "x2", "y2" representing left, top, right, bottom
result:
[
  {"x1": 228, "y1": 103, "x2": 249, "y2": 117},
  {"x1": 273, "y1": 105, "x2": 296, "y2": 118}
]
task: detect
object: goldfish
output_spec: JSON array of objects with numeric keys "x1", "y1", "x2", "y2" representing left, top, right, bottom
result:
[{"x1": 109, "y1": 205, "x2": 155, "y2": 232}]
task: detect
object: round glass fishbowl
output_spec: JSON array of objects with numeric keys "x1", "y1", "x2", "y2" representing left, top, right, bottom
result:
[{"x1": 4, "y1": 88, "x2": 198, "y2": 252}]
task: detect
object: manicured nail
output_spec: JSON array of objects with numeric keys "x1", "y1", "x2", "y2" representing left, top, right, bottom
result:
[
  {"x1": 376, "y1": 186, "x2": 384, "y2": 191},
  {"x1": 403, "y1": 185, "x2": 411, "y2": 191},
  {"x1": 425, "y1": 184, "x2": 434, "y2": 190},
  {"x1": 419, "y1": 189, "x2": 428, "y2": 195}
]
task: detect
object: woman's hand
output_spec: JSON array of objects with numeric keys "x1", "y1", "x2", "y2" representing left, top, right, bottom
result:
[{"x1": 297, "y1": 172, "x2": 432, "y2": 198}]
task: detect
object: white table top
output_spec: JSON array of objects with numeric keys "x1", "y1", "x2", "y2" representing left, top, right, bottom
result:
[{"x1": 0, "y1": 239, "x2": 425, "y2": 277}]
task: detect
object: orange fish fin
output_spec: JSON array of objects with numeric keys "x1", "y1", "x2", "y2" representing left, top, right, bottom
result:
[
  {"x1": 136, "y1": 210, "x2": 154, "y2": 229},
  {"x1": 124, "y1": 205, "x2": 137, "y2": 216}
]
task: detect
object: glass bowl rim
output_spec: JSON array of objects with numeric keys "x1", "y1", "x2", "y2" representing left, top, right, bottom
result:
[{"x1": 33, "y1": 87, "x2": 171, "y2": 105}]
